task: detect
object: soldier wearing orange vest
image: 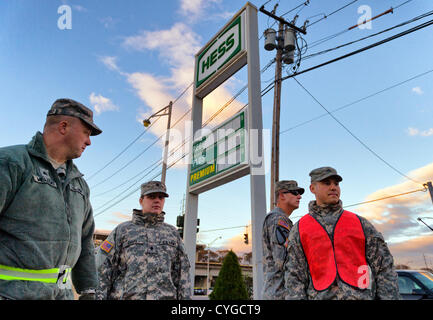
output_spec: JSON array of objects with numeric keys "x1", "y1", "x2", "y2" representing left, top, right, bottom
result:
[{"x1": 284, "y1": 167, "x2": 400, "y2": 300}]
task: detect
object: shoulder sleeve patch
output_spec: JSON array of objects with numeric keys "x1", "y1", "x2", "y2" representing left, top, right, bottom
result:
[
  {"x1": 100, "y1": 240, "x2": 114, "y2": 253},
  {"x1": 277, "y1": 219, "x2": 290, "y2": 231}
]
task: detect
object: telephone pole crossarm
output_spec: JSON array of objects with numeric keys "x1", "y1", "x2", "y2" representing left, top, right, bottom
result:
[{"x1": 259, "y1": 6, "x2": 307, "y2": 35}]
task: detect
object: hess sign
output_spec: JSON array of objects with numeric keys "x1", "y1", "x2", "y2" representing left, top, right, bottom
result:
[
  {"x1": 189, "y1": 109, "x2": 248, "y2": 193},
  {"x1": 195, "y1": 11, "x2": 246, "y2": 98}
]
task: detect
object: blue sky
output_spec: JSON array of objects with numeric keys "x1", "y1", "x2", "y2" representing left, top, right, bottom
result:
[{"x1": 1, "y1": 0, "x2": 433, "y2": 268}]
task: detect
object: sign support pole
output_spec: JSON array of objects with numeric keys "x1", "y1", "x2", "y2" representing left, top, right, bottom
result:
[
  {"x1": 183, "y1": 2, "x2": 266, "y2": 299},
  {"x1": 245, "y1": 4, "x2": 266, "y2": 300},
  {"x1": 184, "y1": 94, "x2": 202, "y2": 297}
]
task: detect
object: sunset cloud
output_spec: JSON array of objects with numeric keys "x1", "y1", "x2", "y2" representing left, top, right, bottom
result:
[
  {"x1": 89, "y1": 93, "x2": 119, "y2": 115},
  {"x1": 117, "y1": 21, "x2": 246, "y2": 168}
]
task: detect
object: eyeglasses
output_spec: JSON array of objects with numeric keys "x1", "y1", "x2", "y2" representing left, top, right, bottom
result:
[{"x1": 282, "y1": 190, "x2": 302, "y2": 196}]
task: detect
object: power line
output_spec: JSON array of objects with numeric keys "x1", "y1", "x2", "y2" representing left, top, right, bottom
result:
[
  {"x1": 280, "y1": 67, "x2": 433, "y2": 134},
  {"x1": 343, "y1": 186, "x2": 428, "y2": 208},
  {"x1": 306, "y1": 0, "x2": 359, "y2": 28},
  {"x1": 280, "y1": 17, "x2": 433, "y2": 82},
  {"x1": 93, "y1": 69, "x2": 279, "y2": 218},
  {"x1": 92, "y1": 16, "x2": 433, "y2": 217},
  {"x1": 86, "y1": 118, "x2": 159, "y2": 182},
  {"x1": 292, "y1": 76, "x2": 423, "y2": 185},
  {"x1": 303, "y1": 10, "x2": 433, "y2": 61},
  {"x1": 291, "y1": 185, "x2": 428, "y2": 219},
  {"x1": 87, "y1": 82, "x2": 193, "y2": 182},
  {"x1": 307, "y1": 0, "x2": 416, "y2": 49}
]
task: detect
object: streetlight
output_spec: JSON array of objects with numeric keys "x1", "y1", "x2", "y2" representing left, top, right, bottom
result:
[
  {"x1": 417, "y1": 217, "x2": 433, "y2": 232},
  {"x1": 143, "y1": 101, "x2": 172, "y2": 184},
  {"x1": 206, "y1": 236, "x2": 221, "y2": 295}
]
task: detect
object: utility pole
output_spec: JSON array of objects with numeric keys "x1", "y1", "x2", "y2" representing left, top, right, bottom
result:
[
  {"x1": 426, "y1": 181, "x2": 433, "y2": 204},
  {"x1": 161, "y1": 101, "x2": 173, "y2": 184},
  {"x1": 423, "y1": 253, "x2": 429, "y2": 269},
  {"x1": 270, "y1": 21, "x2": 284, "y2": 210},
  {"x1": 260, "y1": 4, "x2": 306, "y2": 210},
  {"x1": 143, "y1": 101, "x2": 173, "y2": 184}
]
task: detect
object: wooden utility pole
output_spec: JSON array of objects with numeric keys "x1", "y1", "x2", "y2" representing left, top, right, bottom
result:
[
  {"x1": 259, "y1": 5, "x2": 306, "y2": 211},
  {"x1": 270, "y1": 22, "x2": 284, "y2": 210},
  {"x1": 427, "y1": 181, "x2": 433, "y2": 204}
]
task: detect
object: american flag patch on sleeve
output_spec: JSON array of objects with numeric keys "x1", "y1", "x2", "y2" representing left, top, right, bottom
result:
[
  {"x1": 100, "y1": 240, "x2": 113, "y2": 253},
  {"x1": 278, "y1": 219, "x2": 290, "y2": 230}
]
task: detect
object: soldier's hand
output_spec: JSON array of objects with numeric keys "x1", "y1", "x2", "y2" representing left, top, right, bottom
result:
[{"x1": 78, "y1": 293, "x2": 95, "y2": 300}]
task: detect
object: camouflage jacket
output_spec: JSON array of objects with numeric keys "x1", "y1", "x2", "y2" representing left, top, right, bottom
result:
[
  {"x1": 262, "y1": 206, "x2": 293, "y2": 300},
  {"x1": 96, "y1": 210, "x2": 191, "y2": 300},
  {"x1": 284, "y1": 200, "x2": 400, "y2": 300},
  {"x1": 0, "y1": 132, "x2": 97, "y2": 299}
]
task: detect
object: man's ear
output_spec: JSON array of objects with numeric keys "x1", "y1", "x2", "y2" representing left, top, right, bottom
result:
[
  {"x1": 58, "y1": 120, "x2": 68, "y2": 135},
  {"x1": 309, "y1": 183, "x2": 315, "y2": 195}
]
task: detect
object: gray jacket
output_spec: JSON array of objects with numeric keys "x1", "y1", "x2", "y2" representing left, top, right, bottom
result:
[{"x1": 0, "y1": 132, "x2": 97, "y2": 299}]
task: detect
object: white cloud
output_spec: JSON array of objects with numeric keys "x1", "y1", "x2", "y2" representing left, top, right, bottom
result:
[
  {"x1": 407, "y1": 127, "x2": 433, "y2": 137},
  {"x1": 101, "y1": 16, "x2": 246, "y2": 169},
  {"x1": 123, "y1": 22, "x2": 201, "y2": 68},
  {"x1": 412, "y1": 86, "x2": 424, "y2": 95},
  {"x1": 72, "y1": 5, "x2": 87, "y2": 12},
  {"x1": 89, "y1": 93, "x2": 119, "y2": 115},
  {"x1": 179, "y1": 0, "x2": 224, "y2": 21},
  {"x1": 99, "y1": 56, "x2": 120, "y2": 72}
]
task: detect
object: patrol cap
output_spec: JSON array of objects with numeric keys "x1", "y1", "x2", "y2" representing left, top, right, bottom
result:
[
  {"x1": 140, "y1": 181, "x2": 169, "y2": 198},
  {"x1": 275, "y1": 180, "x2": 304, "y2": 195},
  {"x1": 309, "y1": 166, "x2": 343, "y2": 183},
  {"x1": 47, "y1": 98, "x2": 102, "y2": 136}
]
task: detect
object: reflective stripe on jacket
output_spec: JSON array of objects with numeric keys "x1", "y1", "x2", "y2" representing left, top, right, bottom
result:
[{"x1": 0, "y1": 132, "x2": 97, "y2": 299}]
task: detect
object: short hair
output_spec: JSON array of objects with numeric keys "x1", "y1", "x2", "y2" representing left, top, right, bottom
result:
[{"x1": 43, "y1": 115, "x2": 71, "y2": 132}]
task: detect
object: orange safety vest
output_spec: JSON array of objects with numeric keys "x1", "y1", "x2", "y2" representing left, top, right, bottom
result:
[{"x1": 298, "y1": 210, "x2": 370, "y2": 291}]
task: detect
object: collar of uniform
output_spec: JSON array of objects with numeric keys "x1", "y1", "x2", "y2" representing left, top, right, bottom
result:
[
  {"x1": 27, "y1": 131, "x2": 83, "y2": 181},
  {"x1": 308, "y1": 200, "x2": 343, "y2": 217},
  {"x1": 132, "y1": 209, "x2": 165, "y2": 225}
]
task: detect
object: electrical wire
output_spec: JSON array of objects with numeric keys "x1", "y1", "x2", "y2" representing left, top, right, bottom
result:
[
  {"x1": 93, "y1": 66, "x2": 278, "y2": 218},
  {"x1": 292, "y1": 76, "x2": 423, "y2": 185},
  {"x1": 307, "y1": 0, "x2": 417, "y2": 49},
  {"x1": 280, "y1": 17, "x2": 433, "y2": 82},
  {"x1": 92, "y1": 17, "x2": 433, "y2": 217},
  {"x1": 86, "y1": 118, "x2": 159, "y2": 181},
  {"x1": 291, "y1": 185, "x2": 428, "y2": 219},
  {"x1": 280, "y1": 68, "x2": 433, "y2": 134},
  {"x1": 343, "y1": 186, "x2": 428, "y2": 208},
  {"x1": 87, "y1": 82, "x2": 193, "y2": 182},
  {"x1": 306, "y1": 0, "x2": 359, "y2": 28}
]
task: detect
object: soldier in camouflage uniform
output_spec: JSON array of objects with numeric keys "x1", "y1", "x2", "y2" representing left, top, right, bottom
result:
[
  {"x1": 284, "y1": 167, "x2": 400, "y2": 300},
  {"x1": 96, "y1": 181, "x2": 191, "y2": 300},
  {"x1": 262, "y1": 180, "x2": 304, "y2": 299}
]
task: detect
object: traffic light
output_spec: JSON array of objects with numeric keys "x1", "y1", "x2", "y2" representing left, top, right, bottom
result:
[
  {"x1": 243, "y1": 233, "x2": 249, "y2": 244},
  {"x1": 176, "y1": 215, "x2": 184, "y2": 239}
]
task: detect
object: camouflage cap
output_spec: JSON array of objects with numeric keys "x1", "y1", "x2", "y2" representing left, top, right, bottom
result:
[
  {"x1": 140, "y1": 181, "x2": 169, "y2": 198},
  {"x1": 47, "y1": 98, "x2": 102, "y2": 136},
  {"x1": 275, "y1": 180, "x2": 305, "y2": 195},
  {"x1": 309, "y1": 166, "x2": 343, "y2": 183}
]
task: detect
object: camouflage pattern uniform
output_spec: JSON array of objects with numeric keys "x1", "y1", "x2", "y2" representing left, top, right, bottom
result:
[
  {"x1": 284, "y1": 167, "x2": 400, "y2": 300},
  {"x1": 262, "y1": 180, "x2": 304, "y2": 300},
  {"x1": 96, "y1": 209, "x2": 191, "y2": 300}
]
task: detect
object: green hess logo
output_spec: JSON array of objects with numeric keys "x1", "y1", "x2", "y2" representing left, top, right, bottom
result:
[{"x1": 196, "y1": 16, "x2": 242, "y2": 89}]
